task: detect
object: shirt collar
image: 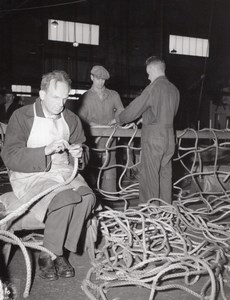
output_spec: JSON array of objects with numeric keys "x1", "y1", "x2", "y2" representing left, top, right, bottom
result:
[{"x1": 88, "y1": 86, "x2": 109, "y2": 98}]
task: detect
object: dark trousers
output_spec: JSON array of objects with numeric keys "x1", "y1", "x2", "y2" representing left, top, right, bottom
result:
[
  {"x1": 139, "y1": 126, "x2": 175, "y2": 204},
  {"x1": 43, "y1": 189, "x2": 96, "y2": 256},
  {"x1": 85, "y1": 137, "x2": 117, "y2": 192}
]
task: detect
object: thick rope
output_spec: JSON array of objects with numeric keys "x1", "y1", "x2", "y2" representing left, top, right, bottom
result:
[
  {"x1": 82, "y1": 201, "x2": 228, "y2": 300},
  {"x1": 81, "y1": 126, "x2": 230, "y2": 300}
]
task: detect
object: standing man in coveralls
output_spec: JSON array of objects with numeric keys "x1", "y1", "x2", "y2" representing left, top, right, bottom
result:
[
  {"x1": 78, "y1": 65, "x2": 124, "y2": 193},
  {"x1": 115, "y1": 56, "x2": 180, "y2": 204},
  {"x1": 1, "y1": 70, "x2": 96, "y2": 280}
]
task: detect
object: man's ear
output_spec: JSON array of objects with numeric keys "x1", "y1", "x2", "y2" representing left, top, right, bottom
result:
[
  {"x1": 39, "y1": 90, "x2": 46, "y2": 101},
  {"x1": 90, "y1": 74, "x2": 94, "y2": 82}
]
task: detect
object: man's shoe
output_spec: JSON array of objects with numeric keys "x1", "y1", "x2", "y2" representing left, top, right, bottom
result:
[
  {"x1": 54, "y1": 256, "x2": 75, "y2": 278},
  {"x1": 38, "y1": 255, "x2": 58, "y2": 281}
]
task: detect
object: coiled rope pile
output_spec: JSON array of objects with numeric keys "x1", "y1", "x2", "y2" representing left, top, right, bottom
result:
[
  {"x1": 82, "y1": 126, "x2": 230, "y2": 300},
  {"x1": 82, "y1": 198, "x2": 230, "y2": 300}
]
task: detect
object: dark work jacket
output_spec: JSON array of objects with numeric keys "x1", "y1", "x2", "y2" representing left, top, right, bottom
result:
[{"x1": 116, "y1": 76, "x2": 180, "y2": 203}]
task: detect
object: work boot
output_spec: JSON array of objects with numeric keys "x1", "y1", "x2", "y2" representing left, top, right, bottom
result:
[
  {"x1": 38, "y1": 252, "x2": 58, "y2": 281},
  {"x1": 54, "y1": 256, "x2": 75, "y2": 278}
]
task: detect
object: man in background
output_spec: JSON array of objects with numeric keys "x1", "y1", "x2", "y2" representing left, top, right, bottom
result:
[
  {"x1": 115, "y1": 56, "x2": 180, "y2": 204},
  {"x1": 0, "y1": 91, "x2": 22, "y2": 123},
  {"x1": 78, "y1": 65, "x2": 124, "y2": 193}
]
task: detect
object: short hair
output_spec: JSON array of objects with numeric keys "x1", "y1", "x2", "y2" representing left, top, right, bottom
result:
[
  {"x1": 145, "y1": 56, "x2": 165, "y2": 72},
  {"x1": 4, "y1": 91, "x2": 14, "y2": 97},
  {"x1": 40, "y1": 70, "x2": 72, "y2": 91}
]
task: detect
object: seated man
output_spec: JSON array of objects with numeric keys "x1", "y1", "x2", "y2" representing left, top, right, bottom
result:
[{"x1": 1, "y1": 70, "x2": 96, "y2": 281}]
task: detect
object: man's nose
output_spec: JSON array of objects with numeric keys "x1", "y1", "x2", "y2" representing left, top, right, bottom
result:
[{"x1": 59, "y1": 98, "x2": 65, "y2": 106}]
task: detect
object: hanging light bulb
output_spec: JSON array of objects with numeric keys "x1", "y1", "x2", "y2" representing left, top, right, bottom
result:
[
  {"x1": 73, "y1": 41, "x2": 79, "y2": 47},
  {"x1": 51, "y1": 20, "x2": 59, "y2": 28},
  {"x1": 171, "y1": 48, "x2": 177, "y2": 54}
]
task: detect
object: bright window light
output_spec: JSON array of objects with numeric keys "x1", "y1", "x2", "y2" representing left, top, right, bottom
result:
[
  {"x1": 69, "y1": 89, "x2": 87, "y2": 95},
  {"x1": 48, "y1": 19, "x2": 99, "y2": 46},
  {"x1": 69, "y1": 89, "x2": 87, "y2": 100},
  {"x1": 11, "y1": 85, "x2": 31, "y2": 93},
  {"x1": 169, "y1": 35, "x2": 209, "y2": 57}
]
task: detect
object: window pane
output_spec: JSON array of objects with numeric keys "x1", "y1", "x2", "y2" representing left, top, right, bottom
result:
[
  {"x1": 196, "y1": 38, "x2": 203, "y2": 57},
  {"x1": 67, "y1": 21, "x2": 74, "y2": 43},
  {"x1": 169, "y1": 35, "x2": 176, "y2": 52},
  {"x1": 189, "y1": 37, "x2": 196, "y2": 56},
  {"x1": 169, "y1": 34, "x2": 209, "y2": 57},
  {"x1": 203, "y1": 39, "x2": 209, "y2": 57},
  {"x1": 91, "y1": 25, "x2": 99, "y2": 45},
  {"x1": 182, "y1": 36, "x2": 190, "y2": 55},
  {"x1": 176, "y1": 36, "x2": 183, "y2": 54},
  {"x1": 48, "y1": 19, "x2": 99, "y2": 46},
  {"x1": 82, "y1": 23, "x2": 90, "y2": 44},
  {"x1": 75, "y1": 23, "x2": 83, "y2": 43}
]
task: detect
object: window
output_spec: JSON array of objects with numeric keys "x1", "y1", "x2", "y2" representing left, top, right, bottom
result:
[
  {"x1": 69, "y1": 89, "x2": 87, "y2": 100},
  {"x1": 48, "y1": 19, "x2": 99, "y2": 46},
  {"x1": 11, "y1": 85, "x2": 31, "y2": 96},
  {"x1": 169, "y1": 35, "x2": 209, "y2": 57}
]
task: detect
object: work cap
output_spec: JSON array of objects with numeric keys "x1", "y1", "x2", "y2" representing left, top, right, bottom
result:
[{"x1": 90, "y1": 65, "x2": 110, "y2": 80}]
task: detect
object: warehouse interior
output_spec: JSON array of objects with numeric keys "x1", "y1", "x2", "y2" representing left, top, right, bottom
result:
[
  {"x1": 1, "y1": 1, "x2": 230, "y2": 299},
  {"x1": 1, "y1": 0, "x2": 230, "y2": 128}
]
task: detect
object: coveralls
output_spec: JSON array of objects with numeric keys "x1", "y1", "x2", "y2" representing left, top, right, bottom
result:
[
  {"x1": 116, "y1": 76, "x2": 180, "y2": 204},
  {"x1": 78, "y1": 87, "x2": 124, "y2": 192},
  {"x1": 1, "y1": 99, "x2": 95, "y2": 255}
]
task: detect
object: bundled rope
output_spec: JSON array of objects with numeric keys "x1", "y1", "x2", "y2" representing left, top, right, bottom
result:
[
  {"x1": 82, "y1": 200, "x2": 230, "y2": 300},
  {"x1": 0, "y1": 158, "x2": 79, "y2": 298}
]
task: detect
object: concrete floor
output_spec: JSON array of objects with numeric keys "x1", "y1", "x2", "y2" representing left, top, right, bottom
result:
[
  {"x1": 5, "y1": 247, "x2": 93, "y2": 300},
  {"x1": 1, "y1": 160, "x2": 230, "y2": 299},
  {"x1": 1, "y1": 233, "x2": 230, "y2": 300}
]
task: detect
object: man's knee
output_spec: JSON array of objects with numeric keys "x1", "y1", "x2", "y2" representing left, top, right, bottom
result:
[
  {"x1": 48, "y1": 189, "x2": 81, "y2": 212},
  {"x1": 82, "y1": 193, "x2": 96, "y2": 211}
]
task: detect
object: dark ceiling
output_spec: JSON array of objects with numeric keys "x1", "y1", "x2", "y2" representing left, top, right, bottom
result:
[{"x1": 0, "y1": 0, "x2": 230, "y2": 128}]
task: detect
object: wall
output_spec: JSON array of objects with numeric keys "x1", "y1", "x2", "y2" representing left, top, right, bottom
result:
[{"x1": 0, "y1": 0, "x2": 229, "y2": 129}]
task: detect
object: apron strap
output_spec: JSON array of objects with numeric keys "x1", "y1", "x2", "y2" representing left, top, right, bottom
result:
[{"x1": 33, "y1": 103, "x2": 37, "y2": 117}]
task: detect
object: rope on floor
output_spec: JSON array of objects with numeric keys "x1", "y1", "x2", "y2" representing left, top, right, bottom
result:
[
  {"x1": 82, "y1": 126, "x2": 230, "y2": 300},
  {"x1": 82, "y1": 199, "x2": 230, "y2": 300}
]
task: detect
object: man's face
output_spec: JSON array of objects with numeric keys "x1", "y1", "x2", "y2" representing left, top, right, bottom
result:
[
  {"x1": 91, "y1": 75, "x2": 105, "y2": 90},
  {"x1": 5, "y1": 93, "x2": 14, "y2": 105},
  {"x1": 146, "y1": 64, "x2": 156, "y2": 83},
  {"x1": 39, "y1": 80, "x2": 69, "y2": 116}
]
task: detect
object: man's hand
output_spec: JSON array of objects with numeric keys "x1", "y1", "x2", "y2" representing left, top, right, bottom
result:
[
  {"x1": 107, "y1": 119, "x2": 116, "y2": 126},
  {"x1": 89, "y1": 122, "x2": 100, "y2": 127},
  {"x1": 45, "y1": 139, "x2": 70, "y2": 155},
  {"x1": 68, "y1": 144, "x2": 83, "y2": 159}
]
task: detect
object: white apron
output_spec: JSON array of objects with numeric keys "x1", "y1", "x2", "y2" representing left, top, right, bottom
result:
[{"x1": 8, "y1": 104, "x2": 88, "y2": 222}]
